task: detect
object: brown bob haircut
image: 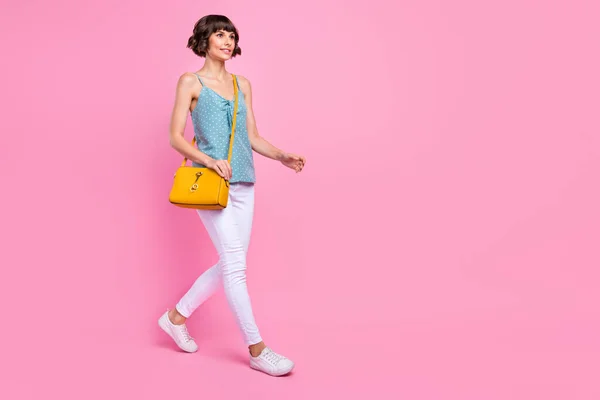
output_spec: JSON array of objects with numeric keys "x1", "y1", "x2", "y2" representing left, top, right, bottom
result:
[{"x1": 187, "y1": 15, "x2": 242, "y2": 58}]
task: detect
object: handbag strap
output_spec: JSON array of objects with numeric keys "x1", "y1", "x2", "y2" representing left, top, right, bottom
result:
[{"x1": 180, "y1": 74, "x2": 239, "y2": 167}]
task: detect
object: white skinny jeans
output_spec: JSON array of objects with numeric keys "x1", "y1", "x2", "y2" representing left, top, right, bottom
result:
[{"x1": 175, "y1": 182, "x2": 262, "y2": 345}]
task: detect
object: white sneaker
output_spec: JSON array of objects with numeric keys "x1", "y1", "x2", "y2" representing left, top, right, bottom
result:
[
  {"x1": 249, "y1": 347, "x2": 294, "y2": 376},
  {"x1": 158, "y1": 310, "x2": 198, "y2": 353}
]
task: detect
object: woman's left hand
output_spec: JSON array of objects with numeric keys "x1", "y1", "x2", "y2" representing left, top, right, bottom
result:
[{"x1": 280, "y1": 152, "x2": 306, "y2": 173}]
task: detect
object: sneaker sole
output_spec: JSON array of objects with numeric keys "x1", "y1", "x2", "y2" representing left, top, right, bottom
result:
[
  {"x1": 250, "y1": 362, "x2": 295, "y2": 377},
  {"x1": 158, "y1": 314, "x2": 198, "y2": 353}
]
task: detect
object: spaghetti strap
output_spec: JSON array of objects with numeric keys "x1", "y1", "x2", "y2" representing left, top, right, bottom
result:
[{"x1": 193, "y1": 73, "x2": 204, "y2": 85}]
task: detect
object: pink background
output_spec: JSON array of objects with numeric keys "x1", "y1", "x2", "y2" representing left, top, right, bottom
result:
[{"x1": 1, "y1": 0, "x2": 599, "y2": 398}]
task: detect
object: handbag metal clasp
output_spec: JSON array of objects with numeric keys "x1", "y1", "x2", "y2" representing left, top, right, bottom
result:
[{"x1": 190, "y1": 171, "x2": 203, "y2": 192}]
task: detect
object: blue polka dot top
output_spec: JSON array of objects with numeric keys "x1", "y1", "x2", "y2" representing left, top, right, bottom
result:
[{"x1": 190, "y1": 73, "x2": 256, "y2": 184}]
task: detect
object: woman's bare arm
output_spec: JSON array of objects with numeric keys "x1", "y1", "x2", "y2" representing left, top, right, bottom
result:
[
  {"x1": 237, "y1": 76, "x2": 286, "y2": 161},
  {"x1": 169, "y1": 73, "x2": 212, "y2": 165},
  {"x1": 237, "y1": 75, "x2": 306, "y2": 172}
]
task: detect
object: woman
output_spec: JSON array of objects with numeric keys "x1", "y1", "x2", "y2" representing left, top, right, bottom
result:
[{"x1": 159, "y1": 15, "x2": 305, "y2": 377}]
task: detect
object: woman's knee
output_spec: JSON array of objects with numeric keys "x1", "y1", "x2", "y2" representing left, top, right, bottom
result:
[{"x1": 218, "y1": 241, "x2": 246, "y2": 270}]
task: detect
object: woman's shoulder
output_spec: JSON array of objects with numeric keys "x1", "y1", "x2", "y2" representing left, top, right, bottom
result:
[
  {"x1": 177, "y1": 72, "x2": 201, "y2": 88},
  {"x1": 234, "y1": 74, "x2": 252, "y2": 92}
]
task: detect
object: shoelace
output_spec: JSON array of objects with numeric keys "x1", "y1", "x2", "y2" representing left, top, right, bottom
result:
[
  {"x1": 175, "y1": 324, "x2": 193, "y2": 342},
  {"x1": 263, "y1": 350, "x2": 284, "y2": 365}
]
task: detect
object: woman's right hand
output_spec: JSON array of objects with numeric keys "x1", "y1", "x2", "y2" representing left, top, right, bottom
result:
[{"x1": 206, "y1": 158, "x2": 232, "y2": 180}]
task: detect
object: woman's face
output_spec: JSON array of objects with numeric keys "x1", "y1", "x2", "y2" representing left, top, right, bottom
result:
[{"x1": 207, "y1": 29, "x2": 236, "y2": 61}]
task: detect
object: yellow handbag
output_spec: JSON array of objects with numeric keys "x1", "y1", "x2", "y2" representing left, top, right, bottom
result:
[{"x1": 168, "y1": 74, "x2": 239, "y2": 210}]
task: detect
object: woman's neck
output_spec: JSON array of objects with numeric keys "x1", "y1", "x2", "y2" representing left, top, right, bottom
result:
[{"x1": 197, "y1": 57, "x2": 229, "y2": 82}]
